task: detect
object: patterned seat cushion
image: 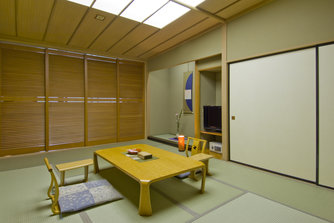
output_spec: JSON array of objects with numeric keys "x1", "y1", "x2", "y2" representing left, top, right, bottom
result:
[{"x1": 58, "y1": 179, "x2": 123, "y2": 213}]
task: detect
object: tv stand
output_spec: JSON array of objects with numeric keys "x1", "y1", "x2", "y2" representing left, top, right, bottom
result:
[{"x1": 200, "y1": 131, "x2": 222, "y2": 159}]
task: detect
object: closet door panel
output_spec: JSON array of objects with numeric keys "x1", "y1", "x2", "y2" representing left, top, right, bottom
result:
[
  {"x1": 0, "y1": 48, "x2": 45, "y2": 155},
  {"x1": 229, "y1": 48, "x2": 316, "y2": 181},
  {"x1": 119, "y1": 102, "x2": 145, "y2": 141},
  {"x1": 118, "y1": 61, "x2": 145, "y2": 141},
  {"x1": 49, "y1": 54, "x2": 84, "y2": 149},
  {"x1": 87, "y1": 59, "x2": 117, "y2": 145}
]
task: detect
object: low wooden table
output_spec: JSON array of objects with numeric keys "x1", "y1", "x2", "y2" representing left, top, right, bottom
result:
[
  {"x1": 94, "y1": 144, "x2": 206, "y2": 216},
  {"x1": 55, "y1": 159, "x2": 93, "y2": 186}
]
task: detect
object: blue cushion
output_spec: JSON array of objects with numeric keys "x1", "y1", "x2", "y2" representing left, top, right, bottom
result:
[
  {"x1": 174, "y1": 172, "x2": 190, "y2": 179},
  {"x1": 58, "y1": 179, "x2": 122, "y2": 213}
]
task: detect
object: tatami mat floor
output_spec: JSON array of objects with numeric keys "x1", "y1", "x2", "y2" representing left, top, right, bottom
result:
[{"x1": 0, "y1": 139, "x2": 333, "y2": 223}]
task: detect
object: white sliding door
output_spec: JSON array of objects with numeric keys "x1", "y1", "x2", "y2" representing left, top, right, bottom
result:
[
  {"x1": 230, "y1": 48, "x2": 316, "y2": 181},
  {"x1": 319, "y1": 44, "x2": 334, "y2": 188}
]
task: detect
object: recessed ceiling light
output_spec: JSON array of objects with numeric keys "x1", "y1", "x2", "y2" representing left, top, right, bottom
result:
[
  {"x1": 176, "y1": 0, "x2": 205, "y2": 7},
  {"x1": 95, "y1": 14, "x2": 105, "y2": 21},
  {"x1": 144, "y1": 1, "x2": 190, "y2": 29},
  {"x1": 67, "y1": 0, "x2": 94, "y2": 7},
  {"x1": 121, "y1": 0, "x2": 168, "y2": 23},
  {"x1": 93, "y1": 0, "x2": 132, "y2": 15}
]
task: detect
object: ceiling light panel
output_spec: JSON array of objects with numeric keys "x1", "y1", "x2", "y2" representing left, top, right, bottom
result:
[
  {"x1": 67, "y1": 0, "x2": 94, "y2": 7},
  {"x1": 144, "y1": 1, "x2": 190, "y2": 29},
  {"x1": 176, "y1": 0, "x2": 205, "y2": 7},
  {"x1": 93, "y1": 0, "x2": 132, "y2": 15},
  {"x1": 121, "y1": 0, "x2": 168, "y2": 22}
]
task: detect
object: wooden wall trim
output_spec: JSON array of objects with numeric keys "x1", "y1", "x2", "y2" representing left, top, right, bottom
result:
[
  {"x1": 48, "y1": 49, "x2": 84, "y2": 59},
  {"x1": 116, "y1": 59, "x2": 120, "y2": 141},
  {"x1": 0, "y1": 42, "x2": 44, "y2": 53},
  {"x1": 84, "y1": 55, "x2": 88, "y2": 146},
  {"x1": 144, "y1": 61, "x2": 148, "y2": 139},
  {"x1": 227, "y1": 39, "x2": 334, "y2": 64},
  {"x1": 194, "y1": 61, "x2": 200, "y2": 139},
  {"x1": 49, "y1": 142, "x2": 85, "y2": 151},
  {"x1": 45, "y1": 49, "x2": 50, "y2": 151},
  {"x1": 0, "y1": 49, "x2": 2, "y2": 146},
  {"x1": 86, "y1": 55, "x2": 116, "y2": 63},
  {"x1": 0, "y1": 146, "x2": 45, "y2": 156},
  {"x1": 221, "y1": 24, "x2": 229, "y2": 161}
]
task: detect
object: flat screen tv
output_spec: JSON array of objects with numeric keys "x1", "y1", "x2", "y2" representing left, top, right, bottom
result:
[{"x1": 203, "y1": 105, "x2": 221, "y2": 132}]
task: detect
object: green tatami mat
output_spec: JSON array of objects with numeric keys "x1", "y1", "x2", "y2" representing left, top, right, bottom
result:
[
  {"x1": 0, "y1": 166, "x2": 82, "y2": 223},
  {"x1": 1, "y1": 140, "x2": 334, "y2": 223},
  {"x1": 192, "y1": 193, "x2": 330, "y2": 223},
  {"x1": 152, "y1": 176, "x2": 244, "y2": 215},
  {"x1": 209, "y1": 159, "x2": 334, "y2": 222},
  {"x1": 85, "y1": 187, "x2": 194, "y2": 223},
  {"x1": 0, "y1": 139, "x2": 178, "y2": 172}
]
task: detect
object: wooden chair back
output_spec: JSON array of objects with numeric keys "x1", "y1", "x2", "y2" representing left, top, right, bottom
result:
[
  {"x1": 185, "y1": 137, "x2": 207, "y2": 157},
  {"x1": 44, "y1": 157, "x2": 61, "y2": 214}
]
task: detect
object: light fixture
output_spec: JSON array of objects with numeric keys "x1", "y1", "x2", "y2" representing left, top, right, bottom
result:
[
  {"x1": 121, "y1": 0, "x2": 168, "y2": 23},
  {"x1": 67, "y1": 0, "x2": 94, "y2": 7},
  {"x1": 144, "y1": 1, "x2": 189, "y2": 28},
  {"x1": 67, "y1": 0, "x2": 207, "y2": 29},
  {"x1": 95, "y1": 14, "x2": 105, "y2": 21},
  {"x1": 176, "y1": 0, "x2": 205, "y2": 7},
  {"x1": 92, "y1": 0, "x2": 132, "y2": 15}
]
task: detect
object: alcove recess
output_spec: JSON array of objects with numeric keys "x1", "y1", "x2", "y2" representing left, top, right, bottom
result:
[{"x1": 195, "y1": 63, "x2": 222, "y2": 159}]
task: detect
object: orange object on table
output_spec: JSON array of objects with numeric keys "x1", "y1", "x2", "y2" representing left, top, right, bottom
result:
[{"x1": 178, "y1": 135, "x2": 185, "y2": 152}]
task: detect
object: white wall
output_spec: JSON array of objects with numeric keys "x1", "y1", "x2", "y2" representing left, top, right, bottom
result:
[
  {"x1": 227, "y1": 0, "x2": 334, "y2": 61},
  {"x1": 148, "y1": 68, "x2": 171, "y2": 135},
  {"x1": 149, "y1": 62, "x2": 195, "y2": 137},
  {"x1": 148, "y1": 27, "x2": 222, "y2": 72}
]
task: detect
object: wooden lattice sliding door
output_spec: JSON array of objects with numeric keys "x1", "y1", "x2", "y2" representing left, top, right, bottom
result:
[
  {"x1": 48, "y1": 54, "x2": 85, "y2": 149},
  {"x1": 118, "y1": 60, "x2": 145, "y2": 141},
  {"x1": 0, "y1": 43, "x2": 145, "y2": 156},
  {"x1": 0, "y1": 47, "x2": 45, "y2": 156},
  {"x1": 87, "y1": 58, "x2": 117, "y2": 145}
]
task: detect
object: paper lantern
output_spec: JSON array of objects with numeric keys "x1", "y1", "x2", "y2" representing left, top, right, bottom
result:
[{"x1": 178, "y1": 135, "x2": 185, "y2": 152}]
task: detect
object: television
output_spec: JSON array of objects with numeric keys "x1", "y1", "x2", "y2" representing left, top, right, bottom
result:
[{"x1": 203, "y1": 105, "x2": 222, "y2": 132}]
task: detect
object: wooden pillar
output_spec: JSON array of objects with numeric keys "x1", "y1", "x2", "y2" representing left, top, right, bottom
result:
[
  {"x1": 194, "y1": 61, "x2": 201, "y2": 139},
  {"x1": 45, "y1": 49, "x2": 50, "y2": 151},
  {"x1": 84, "y1": 55, "x2": 88, "y2": 146},
  {"x1": 116, "y1": 59, "x2": 120, "y2": 141},
  {"x1": 221, "y1": 24, "x2": 229, "y2": 161}
]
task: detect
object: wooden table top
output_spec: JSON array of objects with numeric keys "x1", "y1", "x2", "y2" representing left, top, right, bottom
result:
[{"x1": 95, "y1": 144, "x2": 204, "y2": 182}]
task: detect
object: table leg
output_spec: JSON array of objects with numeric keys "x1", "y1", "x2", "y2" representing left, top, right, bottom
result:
[
  {"x1": 139, "y1": 180, "x2": 152, "y2": 216},
  {"x1": 203, "y1": 160, "x2": 212, "y2": 176},
  {"x1": 94, "y1": 153, "x2": 99, "y2": 174},
  {"x1": 200, "y1": 165, "x2": 206, "y2": 193}
]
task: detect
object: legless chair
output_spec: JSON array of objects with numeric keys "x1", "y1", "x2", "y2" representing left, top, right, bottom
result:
[
  {"x1": 44, "y1": 158, "x2": 122, "y2": 215},
  {"x1": 185, "y1": 137, "x2": 213, "y2": 180}
]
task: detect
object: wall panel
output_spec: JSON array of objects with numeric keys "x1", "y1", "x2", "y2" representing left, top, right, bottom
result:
[
  {"x1": 87, "y1": 59, "x2": 117, "y2": 145},
  {"x1": 118, "y1": 61, "x2": 145, "y2": 141},
  {"x1": 49, "y1": 54, "x2": 84, "y2": 149},
  {"x1": 0, "y1": 48, "x2": 45, "y2": 155}
]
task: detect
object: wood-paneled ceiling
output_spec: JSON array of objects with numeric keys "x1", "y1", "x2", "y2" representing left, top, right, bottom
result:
[{"x1": 0, "y1": 0, "x2": 270, "y2": 61}]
